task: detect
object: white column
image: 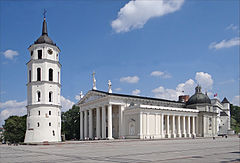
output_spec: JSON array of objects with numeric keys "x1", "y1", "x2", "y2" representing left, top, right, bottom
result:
[
  {"x1": 161, "y1": 114, "x2": 164, "y2": 138},
  {"x1": 172, "y1": 115, "x2": 176, "y2": 138},
  {"x1": 107, "y1": 104, "x2": 113, "y2": 139},
  {"x1": 192, "y1": 116, "x2": 196, "y2": 137},
  {"x1": 187, "y1": 116, "x2": 191, "y2": 137},
  {"x1": 196, "y1": 116, "x2": 199, "y2": 136},
  {"x1": 182, "y1": 116, "x2": 186, "y2": 138},
  {"x1": 146, "y1": 113, "x2": 150, "y2": 137},
  {"x1": 177, "y1": 115, "x2": 181, "y2": 138},
  {"x1": 155, "y1": 114, "x2": 158, "y2": 136},
  {"x1": 102, "y1": 106, "x2": 106, "y2": 139},
  {"x1": 80, "y1": 111, "x2": 83, "y2": 140},
  {"x1": 96, "y1": 107, "x2": 100, "y2": 139},
  {"x1": 89, "y1": 109, "x2": 93, "y2": 139},
  {"x1": 84, "y1": 110, "x2": 88, "y2": 139},
  {"x1": 119, "y1": 105, "x2": 124, "y2": 138},
  {"x1": 166, "y1": 115, "x2": 170, "y2": 138},
  {"x1": 139, "y1": 113, "x2": 143, "y2": 139}
]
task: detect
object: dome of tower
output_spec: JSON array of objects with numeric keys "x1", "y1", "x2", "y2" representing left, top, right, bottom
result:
[
  {"x1": 34, "y1": 17, "x2": 55, "y2": 46},
  {"x1": 35, "y1": 34, "x2": 54, "y2": 45},
  {"x1": 186, "y1": 85, "x2": 211, "y2": 105}
]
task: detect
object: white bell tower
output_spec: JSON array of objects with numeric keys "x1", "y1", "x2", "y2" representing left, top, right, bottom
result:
[{"x1": 24, "y1": 12, "x2": 61, "y2": 143}]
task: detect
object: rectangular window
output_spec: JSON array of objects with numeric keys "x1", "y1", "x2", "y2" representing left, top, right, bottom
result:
[
  {"x1": 37, "y1": 68, "x2": 41, "y2": 81},
  {"x1": 49, "y1": 92, "x2": 52, "y2": 102},
  {"x1": 38, "y1": 50, "x2": 42, "y2": 59},
  {"x1": 49, "y1": 111, "x2": 51, "y2": 115},
  {"x1": 29, "y1": 70, "x2": 31, "y2": 82},
  {"x1": 38, "y1": 111, "x2": 40, "y2": 116},
  {"x1": 49, "y1": 122, "x2": 51, "y2": 126},
  {"x1": 37, "y1": 122, "x2": 40, "y2": 127}
]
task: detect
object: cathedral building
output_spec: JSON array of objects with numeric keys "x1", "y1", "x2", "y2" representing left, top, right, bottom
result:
[
  {"x1": 24, "y1": 14, "x2": 61, "y2": 143},
  {"x1": 24, "y1": 14, "x2": 232, "y2": 143},
  {"x1": 77, "y1": 76, "x2": 232, "y2": 140}
]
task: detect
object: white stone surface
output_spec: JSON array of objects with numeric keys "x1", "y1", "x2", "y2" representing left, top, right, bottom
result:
[
  {"x1": 25, "y1": 43, "x2": 61, "y2": 143},
  {"x1": 1, "y1": 137, "x2": 239, "y2": 163}
]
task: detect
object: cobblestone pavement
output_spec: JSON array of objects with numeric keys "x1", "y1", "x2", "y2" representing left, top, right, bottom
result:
[{"x1": 0, "y1": 136, "x2": 239, "y2": 163}]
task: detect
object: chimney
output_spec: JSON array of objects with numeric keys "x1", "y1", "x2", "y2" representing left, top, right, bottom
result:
[{"x1": 178, "y1": 95, "x2": 189, "y2": 102}]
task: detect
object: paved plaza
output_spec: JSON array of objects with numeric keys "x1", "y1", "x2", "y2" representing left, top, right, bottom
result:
[{"x1": 0, "y1": 136, "x2": 239, "y2": 163}]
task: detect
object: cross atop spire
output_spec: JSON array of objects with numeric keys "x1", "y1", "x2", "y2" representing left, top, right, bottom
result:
[
  {"x1": 42, "y1": 9, "x2": 48, "y2": 36},
  {"x1": 43, "y1": 9, "x2": 47, "y2": 19}
]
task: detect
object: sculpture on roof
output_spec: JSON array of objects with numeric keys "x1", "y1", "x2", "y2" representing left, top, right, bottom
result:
[
  {"x1": 108, "y1": 80, "x2": 112, "y2": 93},
  {"x1": 92, "y1": 71, "x2": 97, "y2": 90}
]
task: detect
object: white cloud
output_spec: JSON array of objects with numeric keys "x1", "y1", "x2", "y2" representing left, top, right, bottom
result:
[
  {"x1": 120, "y1": 76, "x2": 139, "y2": 83},
  {"x1": 111, "y1": 0, "x2": 184, "y2": 33},
  {"x1": 150, "y1": 71, "x2": 171, "y2": 78},
  {"x1": 152, "y1": 86, "x2": 165, "y2": 94},
  {"x1": 75, "y1": 95, "x2": 80, "y2": 101},
  {"x1": 115, "y1": 88, "x2": 122, "y2": 91},
  {"x1": 0, "y1": 100, "x2": 27, "y2": 127},
  {"x1": 152, "y1": 79, "x2": 196, "y2": 100},
  {"x1": 195, "y1": 72, "x2": 213, "y2": 91},
  {"x1": 152, "y1": 72, "x2": 214, "y2": 101},
  {"x1": 226, "y1": 24, "x2": 238, "y2": 31},
  {"x1": 2, "y1": 49, "x2": 19, "y2": 59},
  {"x1": 60, "y1": 96, "x2": 75, "y2": 112},
  {"x1": 232, "y1": 95, "x2": 240, "y2": 106},
  {"x1": 132, "y1": 89, "x2": 141, "y2": 95},
  {"x1": 151, "y1": 71, "x2": 164, "y2": 76},
  {"x1": 209, "y1": 37, "x2": 240, "y2": 50},
  {"x1": 176, "y1": 79, "x2": 196, "y2": 94}
]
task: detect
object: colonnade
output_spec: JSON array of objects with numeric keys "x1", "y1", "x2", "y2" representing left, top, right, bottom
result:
[
  {"x1": 163, "y1": 114, "x2": 196, "y2": 138},
  {"x1": 80, "y1": 104, "x2": 123, "y2": 140},
  {"x1": 80, "y1": 105, "x2": 197, "y2": 140},
  {"x1": 140, "y1": 114, "x2": 197, "y2": 139}
]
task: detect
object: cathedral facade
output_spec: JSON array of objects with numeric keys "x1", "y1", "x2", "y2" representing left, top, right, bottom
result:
[{"x1": 77, "y1": 84, "x2": 231, "y2": 140}]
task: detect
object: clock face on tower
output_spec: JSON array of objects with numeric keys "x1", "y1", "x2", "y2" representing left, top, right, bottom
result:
[{"x1": 48, "y1": 48, "x2": 53, "y2": 54}]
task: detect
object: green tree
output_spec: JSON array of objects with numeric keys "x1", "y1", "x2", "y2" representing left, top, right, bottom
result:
[
  {"x1": 61, "y1": 105, "x2": 80, "y2": 140},
  {"x1": 230, "y1": 104, "x2": 240, "y2": 133},
  {"x1": 3, "y1": 115, "x2": 26, "y2": 143}
]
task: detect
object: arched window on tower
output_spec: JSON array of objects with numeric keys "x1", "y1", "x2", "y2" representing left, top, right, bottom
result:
[
  {"x1": 29, "y1": 70, "x2": 31, "y2": 82},
  {"x1": 38, "y1": 50, "x2": 42, "y2": 59},
  {"x1": 37, "y1": 91, "x2": 41, "y2": 102},
  {"x1": 49, "y1": 68, "x2": 53, "y2": 81},
  {"x1": 37, "y1": 68, "x2": 41, "y2": 81},
  {"x1": 49, "y1": 92, "x2": 53, "y2": 102},
  {"x1": 52, "y1": 130, "x2": 55, "y2": 136}
]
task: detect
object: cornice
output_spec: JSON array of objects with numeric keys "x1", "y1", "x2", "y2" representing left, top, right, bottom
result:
[
  {"x1": 27, "y1": 81, "x2": 61, "y2": 87},
  {"x1": 26, "y1": 59, "x2": 61, "y2": 67},
  {"x1": 27, "y1": 103, "x2": 61, "y2": 108}
]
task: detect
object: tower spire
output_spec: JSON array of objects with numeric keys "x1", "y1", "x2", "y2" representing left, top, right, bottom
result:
[{"x1": 42, "y1": 9, "x2": 48, "y2": 35}]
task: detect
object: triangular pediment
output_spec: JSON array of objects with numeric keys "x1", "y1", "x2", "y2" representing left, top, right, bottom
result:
[{"x1": 78, "y1": 90, "x2": 107, "y2": 105}]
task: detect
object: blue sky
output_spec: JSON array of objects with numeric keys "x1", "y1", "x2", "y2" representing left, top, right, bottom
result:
[{"x1": 0, "y1": 0, "x2": 239, "y2": 126}]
